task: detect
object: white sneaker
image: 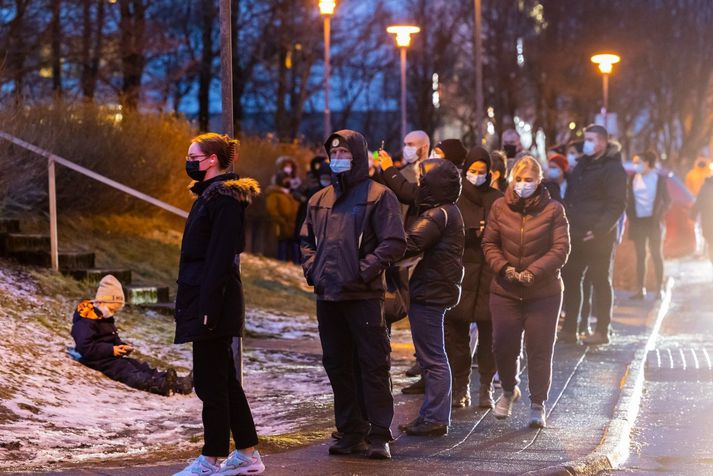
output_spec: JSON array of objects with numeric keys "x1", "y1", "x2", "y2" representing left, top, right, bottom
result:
[
  {"x1": 218, "y1": 449, "x2": 265, "y2": 475},
  {"x1": 493, "y1": 386, "x2": 521, "y2": 419},
  {"x1": 173, "y1": 455, "x2": 221, "y2": 476}
]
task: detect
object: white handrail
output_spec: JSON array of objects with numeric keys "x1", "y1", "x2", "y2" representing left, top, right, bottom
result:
[{"x1": 0, "y1": 130, "x2": 189, "y2": 270}]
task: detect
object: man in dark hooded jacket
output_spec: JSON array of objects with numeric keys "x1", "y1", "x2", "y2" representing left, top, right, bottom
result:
[
  {"x1": 397, "y1": 158, "x2": 465, "y2": 437},
  {"x1": 300, "y1": 130, "x2": 406, "y2": 460},
  {"x1": 561, "y1": 124, "x2": 627, "y2": 345}
]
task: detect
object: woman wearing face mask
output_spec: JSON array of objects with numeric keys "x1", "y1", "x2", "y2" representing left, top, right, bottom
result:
[
  {"x1": 543, "y1": 154, "x2": 570, "y2": 203},
  {"x1": 481, "y1": 157, "x2": 570, "y2": 429},
  {"x1": 174, "y1": 133, "x2": 264, "y2": 476},
  {"x1": 444, "y1": 146, "x2": 503, "y2": 409}
]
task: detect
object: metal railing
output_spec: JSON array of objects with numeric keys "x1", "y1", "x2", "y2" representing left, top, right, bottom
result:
[{"x1": 0, "y1": 130, "x2": 189, "y2": 271}]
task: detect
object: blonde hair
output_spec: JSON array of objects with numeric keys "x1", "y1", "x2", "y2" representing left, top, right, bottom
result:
[
  {"x1": 191, "y1": 133, "x2": 239, "y2": 170},
  {"x1": 510, "y1": 155, "x2": 543, "y2": 181}
]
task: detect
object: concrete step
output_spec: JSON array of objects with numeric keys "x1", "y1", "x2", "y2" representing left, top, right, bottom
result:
[
  {"x1": 11, "y1": 251, "x2": 96, "y2": 270},
  {"x1": 137, "y1": 301, "x2": 175, "y2": 316},
  {"x1": 123, "y1": 285, "x2": 170, "y2": 305},
  {"x1": 65, "y1": 268, "x2": 132, "y2": 285},
  {"x1": 4, "y1": 233, "x2": 50, "y2": 254},
  {"x1": 0, "y1": 218, "x2": 20, "y2": 234}
]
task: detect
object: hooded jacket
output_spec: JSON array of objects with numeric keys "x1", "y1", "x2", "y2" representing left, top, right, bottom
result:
[
  {"x1": 403, "y1": 159, "x2": 465, "y2": 308},
  {"x1": 482, "y1": 185, "x2": 570, "y2": 301},
  {"x1": 175, "y1": 173, "x2": 260, "y2": 344},
  {"x1": 71, "y1": 300, "x2": 124, "y2": 367},
  {"x1": 446, "y1": 147, "x2": 503, "y2": 322},
  {"x1": 300, "y1": 130, "x2": 406, "y2": 302},
  {"x1": 564, "y1": 142, "x2": 627, "y2": 240},
  {"x1": 265, "y1": 183, "x2": 299, "y2": 240}
]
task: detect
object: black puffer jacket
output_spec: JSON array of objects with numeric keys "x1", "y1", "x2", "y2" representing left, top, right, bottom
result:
[
  {"x1": 175, "y1": 173, "x2": 260, "y2": 344},
  {"x1": 447, "y1": 147, "x2": 503, "y2": 322},
  {"x1": 71, "y1": 302, "x2": 124, "y2": 369},
  {"x1": 404, "y1": 159, "x2": 465, "y2": 309},
  {"x1": 300, "y1": 130, "x2": 406, "y2": 302},
  {"x1": 564, "y1": 143, "x2": 627, "y2": 240}
]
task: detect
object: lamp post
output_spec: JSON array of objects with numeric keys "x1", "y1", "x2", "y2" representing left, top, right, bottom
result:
[
  {"x1": 590, "y1": 53, "x2": 621, "y2": 117},
  {"x1": 387, "y1": 25, "x2": 420, "y2": 141},
  {"x1": 319, "y1": 1, "x2": 336, "y2": 139}
]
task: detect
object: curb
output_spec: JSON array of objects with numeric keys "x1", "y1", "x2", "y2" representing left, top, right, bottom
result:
[{"x1": 524, "y1": 278, "x2": 674, "y2": 476}]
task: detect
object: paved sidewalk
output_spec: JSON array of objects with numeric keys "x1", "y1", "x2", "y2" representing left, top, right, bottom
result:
[{"x1": 38, "y1": 290, "x2": 666, "y2": 476}]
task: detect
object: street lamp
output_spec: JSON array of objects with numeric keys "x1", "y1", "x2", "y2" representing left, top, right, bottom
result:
[
  {"x1": 387, "y1": 25, "x2": 420, "y2": 141},
  {"x1": 319, "y1": 1, "x2": 336, "y2": 139},
  {"x1": 590, "y1": 53, "x2": 621, "y2": 116}
]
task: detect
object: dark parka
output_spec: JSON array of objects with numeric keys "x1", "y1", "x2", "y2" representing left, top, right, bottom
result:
[
  {"x1": 300, "y1": 130, "x2": 406, "y2": 302},
  {"x1": 564, "y1": 143, "x2": 627, "y2": 240},
  {"x1": 174, "y1": 174, "x2": 260, "y2": 344},
  {"x1": 403, "y1": 159, "x2": 465, "y2": 309},
  {"x1": 482, "y1": 185, "x2": 571, "y2": 301},
  {"x1": 71, "y1": 302, "x2": 124, "y2": 370},
  {"x1": 446, "y1": 147, "x2": 503, "y2": 322}
]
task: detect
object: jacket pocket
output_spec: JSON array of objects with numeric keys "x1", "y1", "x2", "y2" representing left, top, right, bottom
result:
[{"x1": 175, "y1": 283, "x2": 200, "y2": 324}]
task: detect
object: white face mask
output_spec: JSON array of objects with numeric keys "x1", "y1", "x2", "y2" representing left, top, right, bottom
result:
[
  {"x1": 567, "y1": 153, "x2": 578, "y2": 168},
  {"x1": 466, "y1": 172, "x2": 487, "y2": 187},
  {"x1": 283, "y1": 166, "x2": 293, "y2": 175},
  {"x1": 403, "y1": 146, "x2": 419, "y2": 164},
  {"x1": 583, "y1": 140, "x2": 596, "y2": 156},
  {"x1": 514, "y1": 181, "x2": 538, "y2": 198}
]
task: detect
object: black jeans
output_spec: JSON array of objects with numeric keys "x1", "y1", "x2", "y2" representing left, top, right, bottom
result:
[
  {"x1": 444, "y1": 319, "x2": 496, "y2": 393},
  {"x1": 562, "y1": 235, "x2": 616, "y2": 335},
  {"x1": 630, "y1": 217, "x2": 665, "y2": 290},
  {"x1": 317, "y1": 299, "x2": 394, "y2": 442},
  {"x1": 193, "y1": 337, "x2": 258, "y2": 457}
]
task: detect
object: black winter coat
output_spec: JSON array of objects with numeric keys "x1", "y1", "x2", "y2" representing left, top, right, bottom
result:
[
  {"x1": 564, "y1": 143, "x2": 627, "y2": 240},
  {"x1": 301, "y1": 130, "x2": 407, "y2": 302},
  {"x1": 71, "y1": 304, "x2": 124, "y2": 370},
  {"x1": 174, "y1": 173, "x2": 260, "y2": 344},
  {"x1": 404, "y1": 159, "x2": 465, "y2": 309},
  {"x1": 446, "y1": 179, "x2": 502, "y2": 322}
]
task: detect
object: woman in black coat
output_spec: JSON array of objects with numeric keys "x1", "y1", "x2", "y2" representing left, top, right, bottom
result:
[
  {"x1": 445, "y1": 147, "x2": 503, "y2": 409},
  {"x1": 173, "y1": 133, "x2": 265, "y2": 476}
]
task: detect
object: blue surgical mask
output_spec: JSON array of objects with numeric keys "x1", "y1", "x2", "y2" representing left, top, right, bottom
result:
[
  {"x1": 567, "y1": 153, "x2": 578, "y2": 168},
  {"x1": 329, "y1": 159, "x2": 352, "y2": 174},
  {"x1": 466, "y1": 172, "x2": 487, "y2": 187},
  {"x1": 583, "y1": 140, "x2": 596, "y2": 156},
  {"x1": 548, "y1": 167, "x2": 563, "y2": 180},
  {"x1": 514, "y1": 181, "x2": 538, "y2": 199}
]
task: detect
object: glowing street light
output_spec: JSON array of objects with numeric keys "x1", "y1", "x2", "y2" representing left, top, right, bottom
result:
[
  {"x1": 387, "y1": 25, "x2": 420, "y2": 140},
  {"x1": 591, "y1": 53, "x2": 621, "y2": 115},
  {"x1": 319, "y1": 1, "x2": 336, "y2": 139}
]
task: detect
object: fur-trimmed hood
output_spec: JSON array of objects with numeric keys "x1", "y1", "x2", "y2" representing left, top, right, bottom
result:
[{"x1": 189, "y1": 174, "x2": 261, "y2": 204}]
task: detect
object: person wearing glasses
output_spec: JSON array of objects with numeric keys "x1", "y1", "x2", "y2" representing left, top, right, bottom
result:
[{"x1": 173, "y1": 133, "x2": 264, "y2": 476}]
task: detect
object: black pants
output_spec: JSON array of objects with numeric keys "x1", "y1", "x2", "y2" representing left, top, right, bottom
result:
[
  {"x1": 562, "y1": 235, "x2": 616, "y2": 335},
  {"x1": 630, "y1": 217, "x2": 665, "y2": 290},
  {"x1": 317, "y1": 299, "x2": 393, "y2": 442},
  {"x1": 444, "y1": 319, "x2": 496, "y2": 393},
  {"x1": 97, "y1": 357, "x2": 165, "y2": 394},
  {"x1": 193, "y1": 337, "x2": 258, "y2": 457}
]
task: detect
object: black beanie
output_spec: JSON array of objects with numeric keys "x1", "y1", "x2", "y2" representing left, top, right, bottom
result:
[
  {"x1": 435, "y1": 139, "x2": 468, "y2": 168},
  {"x1": 463, "y1": 146, "x2": 491, "y2": 176}
]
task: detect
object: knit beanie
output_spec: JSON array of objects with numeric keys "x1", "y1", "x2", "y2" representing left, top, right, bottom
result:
[
  {"x1": 94, "y1": 275, "x2": 125, "y2": 316},
  {"x1": 435, "y1": 139, "x2": 468, "y2": 168},
  {"x1": 548, "y1": 153, "x2": 569, "y2": 173}
]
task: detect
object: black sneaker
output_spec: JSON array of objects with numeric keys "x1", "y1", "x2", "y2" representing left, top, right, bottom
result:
[
  {"x1": 405, "y1": 362, "x2": 421, "y2": 377},
  {"x1": 173, "y1": 371, "x2": 193, "y2": 395},
  {"x1": 367, "y1": 440, "x2": 391, "y2": 459},
  {"x1": 401, "y1": 378, "x2": 425, "y2": 395},
  {"x1": 328, "y1": 434, "x2": 368, "y2": 455},
  {"x1": 398, "y1": 416, "x2": 422, "y2": 432},
  {"x1": 404, "y1": 420, "x2": 448, "y2": 437}
]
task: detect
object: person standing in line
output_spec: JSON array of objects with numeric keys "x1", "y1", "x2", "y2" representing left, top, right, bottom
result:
[
  {"x1": 692, "y1": 176, "x2": 713, "y2": 267},
  {"x1": 482, "y1": 157, "x2": 570, "y2": 428},
  {"x1": 174, "y1": 133, "x2": 264, "y2": 476},
  {"x1": 627, "y1": 151, "x2": 671, "y2": 300},
  {"x1": 301, "y1": 130, "x2": 406, "y2": 459},
  {"x1": 560, "y1": 124, "x2": 627, "y2": 346},
  {"x1": 444, "y1": 146, "x2": 502, "y2": 410}
]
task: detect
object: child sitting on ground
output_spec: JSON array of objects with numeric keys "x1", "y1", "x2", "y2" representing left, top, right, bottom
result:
[{"x1": 71, "y1": 275, "x2": 192, "y2": 396}]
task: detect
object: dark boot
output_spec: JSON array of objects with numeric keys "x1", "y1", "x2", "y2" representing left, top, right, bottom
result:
[
  {"x1": 173, "y1": 371, "x2": 193, "y2": 395},
  {"x1": 403, "y1": 420, "x2": 448, "y2": 436},
  {"x1": 401, "y1": 378, "x2": 425, "y2": 395},
  {"x1": 328, "y1": 434, "x2": 368, "y2": 455},
  {"x1": 367, "y1": 439, "x2": 391, "y2": 459},
  {"x1": 148, "y1": 368, "x2": 176, "y2": 397},
  {"x1": 478, "y1": 383, "x2": 494, "y2": 409},
  {"x1": 405, "y1": 361, "x2": 421, "y2": 377},
  {"x1": 452, "y1": 386, "x2": 471, "y2": 408}
]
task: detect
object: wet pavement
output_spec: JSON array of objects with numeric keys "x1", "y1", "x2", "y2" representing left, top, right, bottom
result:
[
  {"x1": 607, "y1": 259, "x2": 713, "y2": 475},
  {"x1": 35, "y1": 277, "x2": 679, "y2": 475}
]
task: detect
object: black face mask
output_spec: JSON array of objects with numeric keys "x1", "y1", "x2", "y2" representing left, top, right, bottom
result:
[
  {"x1": 185, "y1": 160, "x2": 207, "y2": 181},
  {"x1": 504, "y1": 144, "x2": 517, "y2": 159}
]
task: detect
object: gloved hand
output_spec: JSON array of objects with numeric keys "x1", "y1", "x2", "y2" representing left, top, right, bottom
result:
[
  {"x1": 518, "y1": 270, "x2": 534, "y2": 287},
  {"x1": 504, "y1": 266, "x2": 519, "y2": 283}
]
